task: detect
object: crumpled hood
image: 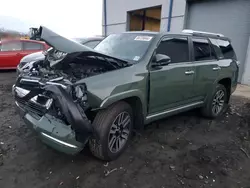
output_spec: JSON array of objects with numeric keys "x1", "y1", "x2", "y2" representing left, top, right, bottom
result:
[
  {"x1": 38, "y1": 26, "x2": 94, "y2": 53},
  {"x1": 37, "y1": 26, "x2": 131, "y2": 66}
]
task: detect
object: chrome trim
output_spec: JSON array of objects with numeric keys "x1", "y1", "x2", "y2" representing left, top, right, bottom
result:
[
  {"x1": 146, "y1": 101, "x2": 204, "y2": 120},
  {"x1": 185, "y1": 70, "x2": 195, "y2": 75},
  {"x1": 15, "y1": 86, "x2": 30, "y2": 97},
  {"x1": 14, "y1": 86, "x2": 53, "y2": 110},
  {"x1": 12, "y1": 84, "x2": 15, "y2": 95},
  {"x1": 182, "y1": 29, "x2": 224, "y2": 37},
  {"x1": 30, "y1": 96, "x2": 53, "y2": 109},
  {"x1": 20, "y1": 78, "x2": 67, "y2": 89},
  {"x1": 20, "y1": 78, "x2": 40, "y2": 84},
  {"x1": 49, "y1": 77, "x2": 64, "y2": 82},
  {"x1": 40, "y1": 132, "x2": 78, "y2": 149},
  {"x1": 15, "y1": 101, "x2": 21, "y2": 108},
  {"x1": 212, "y1": 67, "x2": 221, "y2": 71},
  {"x1": 45, "y1": 82, "x2": 67, "y2": 89}
]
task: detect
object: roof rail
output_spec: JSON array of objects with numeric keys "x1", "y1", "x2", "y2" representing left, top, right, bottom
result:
[{"x1": 182, "y1": 29, "x2": 224, "y2": 37}]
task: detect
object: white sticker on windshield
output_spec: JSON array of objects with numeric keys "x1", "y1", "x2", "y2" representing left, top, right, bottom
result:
[
  {"x1": 134, "y1": 36, "x2": 153, "y2": 41},
  {"x1": 133, "y1": 56, "x2": 140, "y2": 61}
]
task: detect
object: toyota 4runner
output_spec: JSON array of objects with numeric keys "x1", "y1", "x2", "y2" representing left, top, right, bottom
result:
[{"x1": 13, "y1": 27, "x2": 239, "y2": 161}]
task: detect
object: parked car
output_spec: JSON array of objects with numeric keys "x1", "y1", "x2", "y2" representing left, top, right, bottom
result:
[
  {"x1": 0, "y1": 39, "x2": 49, "y2": 69},
  {"x1": 12, "y1": 26, "x2": 239, "y2": 161},
  {"x1": 16, "y1": 37, "x2": 104, "y2": 74}
]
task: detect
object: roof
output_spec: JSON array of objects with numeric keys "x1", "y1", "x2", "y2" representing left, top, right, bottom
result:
[
  {"x1": 0, "y1": 39, "x2": 46, "y2": 43},
  {"x1": 122, "y1": 31, "x2": 159, "y2": 35},
  {"x1": 121, "y1": 30, "x2": 229, "y2": 40}
]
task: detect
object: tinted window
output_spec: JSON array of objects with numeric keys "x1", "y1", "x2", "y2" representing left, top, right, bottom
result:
[
  {"x1": 23, "y1": 42, "x2": 43, "y2": 50},
  {"x1": 156, "y1": 37, "x2": 189, "y2": 63},
  {"x1": 95, "y1": 33, "x2": 154, "y2": 62},
  {"x1": 1, "y1": 41, "x2": 22, "y2": 51},
  {"x1": 209, "y1": 38, "x2": 223, "y2": 59},
  {"x1": 84, "y1": 40, "x2": 101, "y2": 48},
  {"x1": 192, "y1": 38, "x2": 216, "y2": 61},
  {"x1": 217, "y1": 39, "x2": 236, "y2": 59}
]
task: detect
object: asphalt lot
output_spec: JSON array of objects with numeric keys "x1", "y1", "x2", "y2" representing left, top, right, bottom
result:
[{"x1": 0, "y1": 71, "x2": 250, "y2": 188}]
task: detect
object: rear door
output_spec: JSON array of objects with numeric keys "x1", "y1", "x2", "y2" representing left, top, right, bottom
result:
[
  {"x1": 191, "y1": 37, "x2": 220, "y2": 100},
  {"x1": 149, "y1": 36, "x2": 195, "y2": 114},
  {"x1": 0, "y1": 41, "x2": 23, "y2": 68}
]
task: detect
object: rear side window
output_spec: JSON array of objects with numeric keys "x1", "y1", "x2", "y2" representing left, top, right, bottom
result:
[
  {"x1": 192, "y1": 37, "x2": 216, "y2": 61},
  {"x1": 23, "y1": 42, "x2": 44, "y2": 50},
  {"x1": 217, "y1": 39, "x2": 236, "y2": 59},
  {"x1": 156, "y1": 37, "x2": 189, "y2": 63},
  {"x1": 1, "y1": 41, "x2": 22, "y2": 51}
]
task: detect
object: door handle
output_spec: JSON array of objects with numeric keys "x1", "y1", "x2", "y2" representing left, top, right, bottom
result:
[
  {"x1": 185, "y1": 70, "x2": 194, "y2": 75},
  {"x1": 213, "y1": 67, "x2": 221, "y2": 71}
]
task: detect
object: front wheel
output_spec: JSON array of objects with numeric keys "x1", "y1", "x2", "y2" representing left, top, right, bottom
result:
[
  {"x1": 201, "y1": 84, "x2": 228, "y2": 118},
  {"x1": 89, "y1": 101, "x2": 133, "y2": 161}
]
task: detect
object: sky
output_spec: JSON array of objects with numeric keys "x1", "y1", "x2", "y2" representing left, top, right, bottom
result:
[{"x1": 0, "y1": 0, "x2": 102, "y2": 38}]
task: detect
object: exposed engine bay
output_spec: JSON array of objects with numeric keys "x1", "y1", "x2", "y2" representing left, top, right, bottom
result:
[{"x1": 27, "y1": 49, "x2": 126, "y2": 83}]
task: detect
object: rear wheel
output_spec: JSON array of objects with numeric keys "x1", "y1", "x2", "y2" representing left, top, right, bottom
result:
[
  {"x1": 201, "y1": 84, "x2": 228, "y2": 118},
  {"x1": 89, "y1": 101, "x2": 133, "y2": 161}
]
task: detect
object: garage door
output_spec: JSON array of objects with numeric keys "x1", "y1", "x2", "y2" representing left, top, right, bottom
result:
[{"x1": 186, "y1": 0, "x2": 250, "y2": 82}]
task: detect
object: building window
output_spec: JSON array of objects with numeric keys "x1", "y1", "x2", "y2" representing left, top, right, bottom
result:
[{"x1": 128, "y1": 6, "x2": 161, "y2": 32}]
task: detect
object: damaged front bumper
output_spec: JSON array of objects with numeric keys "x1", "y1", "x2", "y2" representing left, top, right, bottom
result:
[
  {"x1": 23, "y1": 112, "x2": 84, "y2": 154},
  {"x1": 13, "y1": 78, "x2": 93, "y2": 155}
]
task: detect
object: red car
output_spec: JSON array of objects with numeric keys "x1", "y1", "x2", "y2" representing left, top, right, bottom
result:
[{"x1": 0, "y1": 39, "x2": 49, "y2": 69}]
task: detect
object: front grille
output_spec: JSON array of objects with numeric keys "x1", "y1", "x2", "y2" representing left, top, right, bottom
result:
[
  {"x1": 19, "y1": 79, "x2": 41, "y2": 90},
  {"x1": 15, "y1": 95, "x2": 48, "y2": 117}
]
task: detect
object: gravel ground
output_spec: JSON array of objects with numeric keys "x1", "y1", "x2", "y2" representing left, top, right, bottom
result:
[{"x1": 0, "y1": 71, "x2": 250, "y2": 188}]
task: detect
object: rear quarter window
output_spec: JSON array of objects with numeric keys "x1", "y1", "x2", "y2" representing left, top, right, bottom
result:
[
  {"x1": 209, "y1": 38, "x2": 224, "y2": 59},
  {"x1": 217, "y1": 39, "x2": 236, "y2": 60}
]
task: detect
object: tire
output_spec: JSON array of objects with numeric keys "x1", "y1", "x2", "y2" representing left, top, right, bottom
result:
[
  {"x1": 89, "y1": 101, "x2": 133, "y2": 161},
  {"x1": 201, "y1": 84, "x2": 228, "y2": 118}
]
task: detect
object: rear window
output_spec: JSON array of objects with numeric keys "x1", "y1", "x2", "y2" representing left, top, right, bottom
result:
[{"x1": 192, "y1": 37, "x2": 216, "y2": 61}]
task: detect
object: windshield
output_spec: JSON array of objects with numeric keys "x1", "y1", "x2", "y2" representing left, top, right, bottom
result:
[{"x1": 94, "y1": 33, "x2": 154, "y2": 61}]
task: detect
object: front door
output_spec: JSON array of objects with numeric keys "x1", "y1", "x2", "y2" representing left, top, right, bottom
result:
[{"x1": 149, "y1": 36, "x2": 195, "y2": 114}]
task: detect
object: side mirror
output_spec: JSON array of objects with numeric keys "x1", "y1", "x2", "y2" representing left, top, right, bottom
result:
[{"x1": 152, "y1": 54, "x2": 171, "y2": 67}]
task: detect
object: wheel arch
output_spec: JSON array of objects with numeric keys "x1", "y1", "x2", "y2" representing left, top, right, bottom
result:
[
  {"x1": 98, "y1": 90, "x2": 146, "y2": 130},
  {"x1": 217, "y1": 77, "x2": 232, "y2": 102}
]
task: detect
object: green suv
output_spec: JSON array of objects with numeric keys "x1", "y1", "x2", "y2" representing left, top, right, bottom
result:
[{"x1": 13, "y1": 27, "x2": 239, "y2": 161}]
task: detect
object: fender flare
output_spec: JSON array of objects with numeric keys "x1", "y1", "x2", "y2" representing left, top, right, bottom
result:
[{"x1": 99, "y1": 89, "x2": 147, "y2": 116}]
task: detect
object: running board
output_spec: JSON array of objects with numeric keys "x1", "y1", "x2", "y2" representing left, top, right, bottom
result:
[{"x1": 146, "y1": 101, "x2": 204, "y2": 123}]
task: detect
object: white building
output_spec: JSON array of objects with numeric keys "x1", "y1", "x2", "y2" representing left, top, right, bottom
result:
[{"x1": 102, "y1": 0, "x2": 250, "y2": 84}]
